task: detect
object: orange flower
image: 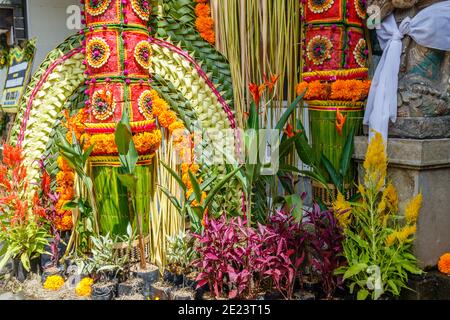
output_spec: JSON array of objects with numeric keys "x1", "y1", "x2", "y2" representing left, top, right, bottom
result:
[
  {"x1": 158, "y1": 110, "x2": 177, "y2": 128},
  {"x1": 335, "y1": 110, "x2": 347, "y2": 135},
  {"x1": 152, "y1": 98, "x2": 168, "y2": 117},
  {"x1": 168, "y1": 121, "x2": 185, "y2": 134},
  {"x1": 249, "y1": 83, "x2": 266, "y2": 106},
  {"x1": 330, "y1": 79, "x2": 371, "y2": 102},
  {"x1": 305, "y1": 81, "x2": 329, "y2": 100},
  {"x1": 195, "y1": 3, "x2": 211, "y2": 17},
  {"x1": 296, "y1": 82, "x2": 309, "y2": 96},
  {"x1": 263, "y1": 74, "x2": 280, "y2": 92},
  {"x1": 57, "y1": 156, "x2": 72, "y2": 172},
  {"x1": 438, "y1": 253, "x2": 450, "y2": 275},
  {"x1": 195, "y1": 2, "x2": 215, "y2": 45},
  {"x1": 2, "y1": 144, "x2": 24, "y2": 168}
]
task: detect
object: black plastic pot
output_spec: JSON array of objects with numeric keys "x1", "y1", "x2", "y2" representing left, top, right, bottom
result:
[
  {"x1": 170, "y1": 288, "x2": 195, "y2": 300},
  {"x1": 117, "y1": 279, "x2": 144, "y2": 297},
  {"x1": 41, "y1": 265, "x2": 65, "y2": 284},
  {"x1": 131, "y1": 264, "x2": 159, "y2": 287},
  {"x1": 145, "y1": 282, "x2": 174, "y2": 300},
  {"x1": 92, "y1": 282, "x2": 118, "y2": 301},
  {"x1": 13, "y1": 257, "x2": 41, "y2": 283}
]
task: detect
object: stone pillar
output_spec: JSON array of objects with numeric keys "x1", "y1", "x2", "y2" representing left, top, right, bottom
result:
[{"x1": 354, "y1": 136, "x2": 450, "y2": 268}]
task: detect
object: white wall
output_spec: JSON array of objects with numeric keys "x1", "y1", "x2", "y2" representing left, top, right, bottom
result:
[
  {"x1": 26, "y1": 0, "x2": 80, "y2": 71},
  {"x1": 1, "y1": 0, "x2": 80, "y2": 102}
]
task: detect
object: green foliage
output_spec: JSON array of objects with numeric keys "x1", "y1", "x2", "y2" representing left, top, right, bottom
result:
[
  {"x1": 75, "y1": 233, "x2": 129, "y2": 280},
  {"x1": 166, "y1": 231, "x2": 198, "y2": 274},
  {"x1": 232, "y1": 92, "x2": 306, "y2": 224},
  {"x1": 159, "y1": 162, "x2": 241, "y2": 233},
  {"x1": 294, "y1": 123, "x2": 356, "y2": 197},
  {"x1": 57, "y1": 130, "x2": 99, "y2": 255},
  {"x1": 0, "y1": 219, "x2": 49, "y2": 272},
  {"x1": 335, "y1": 135, "x2": 423, "y2": 300}
]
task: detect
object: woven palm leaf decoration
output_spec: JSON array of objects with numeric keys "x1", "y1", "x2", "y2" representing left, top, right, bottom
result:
[{"x1": 10, "y1": 0, "x2": 236, "y2": 262}]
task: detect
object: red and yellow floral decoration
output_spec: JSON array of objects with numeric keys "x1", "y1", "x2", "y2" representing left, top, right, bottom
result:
[{"x1": 297, "y1": 0, "x2": 371, "y2": 134}]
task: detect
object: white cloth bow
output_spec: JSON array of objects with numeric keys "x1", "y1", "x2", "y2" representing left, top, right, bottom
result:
[{"x1": 364, "y1": 0, "x2": 450, "y2": 140}]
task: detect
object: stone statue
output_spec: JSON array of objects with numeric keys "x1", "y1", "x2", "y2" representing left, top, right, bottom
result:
[{"x1": 368, "y1": 0, "x2": 450, "y2": 138}]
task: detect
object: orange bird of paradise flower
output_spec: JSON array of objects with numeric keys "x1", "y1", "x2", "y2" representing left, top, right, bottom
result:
[
  {"x1": 283, "y1": 123, "x2": 302, "y2": 138},
  {"x1": 249, "y1": 83, "x2": 266, "y2": 106},
  {"x1": 335, "y1": 110, "x2": 347, "y2": 135},
  {"x1": 263, "y1": 74, "x2": 280, "y2": 92}
]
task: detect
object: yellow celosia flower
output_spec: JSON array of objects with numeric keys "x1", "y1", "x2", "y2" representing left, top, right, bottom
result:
[
  {"x1": 364, "y1": 131, "x2": 387, "y2": 190},
  {"x1": 396, "y1": 225, "x2": 417, "y2": 243},
  {"x1": 76, "y1": 277, "x2": 94, "y2": 297},
  {"x1": 43, "y1": 275, "x2": 65, "y2": 291},
  {"x1": 333, "y1": 193, "x2": 352, "y2": 228},
  {"x1": 404, "y1": 193, "x2": 422, "y2": 224},
  {"x1": 384, "y1": 183, "x2": 398, "y2": 213},
  {"x1": 385, "y1": 233, "x2": 397, "y2": 247}
]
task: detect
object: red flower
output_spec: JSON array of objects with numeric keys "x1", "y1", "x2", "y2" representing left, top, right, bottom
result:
[
  {"x1": 2, "y1": 144, "x2": 24, "y2": 168},
  {"x1": 41, "y1": 171, "x2": 51, "y2": 195},
  {"x1": 283, "y1": 123, "x2": 302, "y2": 138}
]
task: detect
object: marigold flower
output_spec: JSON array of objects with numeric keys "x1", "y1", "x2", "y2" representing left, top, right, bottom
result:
[
  {"x1": 158, "y1": 110, "x2": 177, "y2": 128},
  {"x1": 438, "y1": 253, "x2": 450, "y2": 275},
  {"x1": 296, "y1": 82, "x2": 309, "y2": 96},
  {"x1": 76, "y1": 277, "x2": 94, "y2": 297},
  {"x1": 43, "y1": 275, "x2": 65, "y2": 291},
  {"x1": 57, "y1": 156, "x2": 72, "y2": 172}
]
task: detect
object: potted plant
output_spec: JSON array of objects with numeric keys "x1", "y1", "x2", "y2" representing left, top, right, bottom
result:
[
  {"x1": 75, "y1": 233, "x2": 127, "y2": 300},
  {"x1": 0, "y1": 144, "x2": 50, "y2": 282},
  {"x1": 166, "y1": 231, "x2": 198, "y2": 286}
]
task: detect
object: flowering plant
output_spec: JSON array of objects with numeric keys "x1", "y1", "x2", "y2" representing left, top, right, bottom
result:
[
  {"x1": 438, "y1": 253, "x2": 450, "y2": 275},
  {"x1": 335, "y1": 132, "x2": 423, "y2": 300},
  {"x1": 0, "y1": 144, "x2": 50, "y2": 272}
]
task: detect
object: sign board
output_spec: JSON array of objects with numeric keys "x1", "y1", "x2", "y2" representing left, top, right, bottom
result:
[{"x1": 1, "y1": 41, "x2": 35, "y2": 113}]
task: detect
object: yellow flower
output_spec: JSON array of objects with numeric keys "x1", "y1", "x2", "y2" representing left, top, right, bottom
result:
[
  {"x1": 43, "y1": 275, "x2": 65, "y2": 291},
  {"x1": 384, "y1": 183, "x2": 398, "y2": 213},
  {"x1": 333, "y1": 193, "x2": 352, "y2": 228},
  {"x1": 404, "y1": 193, "x2": 422, "y2": 224},
  {"x1": 385, "y1": 233, "x2": 397, "y2": 247},
  {"x1": 76, "y1": 277, "x2": 94, "y2": 297},
  {"x1": 396, "y1": 225, "x2": 417, "y2": 243},
  {"x1": 438, "y1": 253, "x2": 450, "y2": 275},
  {"x1": 364, "y1": 131, "x2": 387, "y2": 190}
]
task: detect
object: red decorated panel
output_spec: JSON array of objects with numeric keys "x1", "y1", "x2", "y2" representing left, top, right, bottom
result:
[
  {"x1": 85, "y1": 29, "x2": 121, "y2": 78},
  {"x1": 346, "y1": 27, "x2": 368, "y2": 69},
  {"x1": 123, "y1": 30, "x2": 151, "y2": 78},
  {"x1": 125, "y1": 0, "x2": 150, "y2": 28},
  {"x1": 86, "y1": 82, "x2": 124, "y2": 124},
  {"x1": 305, "y1": 26, "x2": 344, "y2": 72},
  {"x1": 304, "y1": 0, "x2": 343, "y2": 24},
  {"x1": 129, "y1": 83, "x2": 152, "y2": 122},
  {"x1": 345, "y1": 0, "x2": 366, "y2": 26},
  {"x1": 85, "y1": 0, "x2": 121, "y2": 26}
]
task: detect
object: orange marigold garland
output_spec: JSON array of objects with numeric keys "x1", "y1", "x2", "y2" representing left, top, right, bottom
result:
[
  {"x1": 296, "y1": 79, "x2": 371, "y2": 102},
  {"x1": 195, "y1": 0, "x2": 215, "y2": 45}
]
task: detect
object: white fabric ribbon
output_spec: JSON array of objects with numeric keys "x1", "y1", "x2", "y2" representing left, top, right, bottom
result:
[{"x1": 364, "y1": 0, "x2": 450, "y2": 140}]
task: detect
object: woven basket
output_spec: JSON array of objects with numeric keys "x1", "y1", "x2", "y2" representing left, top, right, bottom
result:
[
  {"x1": 113, "y1": 235, "x2": 151, "y2": 263},
  {"x1": 312, "y1": 181, "x2": 357, "y2": 209}
]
